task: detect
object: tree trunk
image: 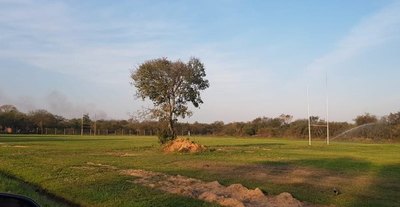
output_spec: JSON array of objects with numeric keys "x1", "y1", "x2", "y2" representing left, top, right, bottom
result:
[
  {"x1": 168, "y1": 118, "x2": 176, "y2": 138},
  {"x1": 168, "y1": 96, "x2": 177, "y2": 139}
]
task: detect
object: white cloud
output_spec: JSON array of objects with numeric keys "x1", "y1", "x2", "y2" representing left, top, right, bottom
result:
[
  {"x1": 307, "y1": 1, "x2": 400, "y2": 74},
  {"x1": 2, "y1": 1, "x2": 398, "y2": 122},
  {"x1": 296, "y1": 2, "x2": 400, "y2": 122},
  {"x1": 0, "y1": 0, "x2": 274, "y2": 90},
  {"x1": 0, "y1": 0, "x2": 190, "y2": 84}
]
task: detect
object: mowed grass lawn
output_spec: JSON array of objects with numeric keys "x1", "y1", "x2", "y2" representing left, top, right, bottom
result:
[{"x1": 0, "y1": 135, "x2": 399, "y2": 207}]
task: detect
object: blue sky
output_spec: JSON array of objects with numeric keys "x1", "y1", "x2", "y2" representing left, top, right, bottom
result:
[{"x1": 1, "y1": 0, "x2": 399, "y2": 123}]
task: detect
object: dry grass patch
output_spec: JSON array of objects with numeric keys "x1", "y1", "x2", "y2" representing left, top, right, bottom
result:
[
  {"x1": 177, "y1": 160, "x2": 376, "y2": 200},
  {"x1": 122, "y1": 169, "x2": 320, "y2": 207},
  {"x1": 1, "y1": 144, "x2": 29, "y2": 148},
  {"x1": 105, "y1": 152, "x2": 139, "y2": 157}
]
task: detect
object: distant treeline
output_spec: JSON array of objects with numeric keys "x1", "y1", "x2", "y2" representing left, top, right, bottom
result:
[{"x1": 1, "y1": 104, "x2": 399, "y2": 141}]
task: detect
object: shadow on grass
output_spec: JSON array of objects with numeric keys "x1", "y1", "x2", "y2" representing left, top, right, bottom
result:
[
  {"x1": 78, "y1": 174, "x2": 218, "y2": 207},
  {"x1": 298, "y1": 157, "x2": 371, "y2": 173},
  {"x1": 259, "y1": 157, "x2": 373, "y2": 173},
  {"x1": 349, "y1": 163, "x2": 400, "y2": 207},
  {"x1": 0, "y1": 167, "x2": 216, "y2": 207},
  {"x1": 0, "y1": 170, "x2": 80, "y2": 207},
  {"x1": 256, "y1": 158, "x2": 399, "y2": 207}
]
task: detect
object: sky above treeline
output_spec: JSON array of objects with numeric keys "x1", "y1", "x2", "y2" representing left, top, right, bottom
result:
[{"x1": 1, "y1": 0, "x2": 400, "y2": 123}]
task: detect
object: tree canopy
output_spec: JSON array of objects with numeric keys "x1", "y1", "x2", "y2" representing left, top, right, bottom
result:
[
  {"x1": 131, "y1": 57, "x2": 209, "y2": 142},
  {"x1": 354, "y1": 113, "x2": 378, "y2": 126}
]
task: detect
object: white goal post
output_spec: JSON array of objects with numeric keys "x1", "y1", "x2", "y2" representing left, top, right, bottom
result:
[{"x1": 307, "y1": 73, "x2": 330, "y2": 145}]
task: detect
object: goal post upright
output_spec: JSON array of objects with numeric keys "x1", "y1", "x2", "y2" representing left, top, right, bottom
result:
[
  {"x1": 307, "y1": 84, "x2": 311, "y2": 146},
  {"x1": 307, "y1": 71, "x2": 330, "y2": 146},
  {"x1": 326, "y1": 72, "x2": 330, "y2": 145},
  {"x1": 81, "y1": 113, "x2": 84, "y2": 136}
]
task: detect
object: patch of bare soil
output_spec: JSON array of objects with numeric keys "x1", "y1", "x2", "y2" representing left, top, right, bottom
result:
[
  {"x1": 122, "y1": 169, "x2": 315, "y2": 207},
  {"x1": 1, "y1": 144, "x2": 29, "y2": 148},
  {"x1": 163, "y1": 138, "x2": 206, "y2": 153},
  {"x1": 182, "y1": 161, "x2": 371, "y2": 190},
  {"x1": 70, "y1": 162, "x2": 120, "y2": 171},
  {"x1": 13, "y1": 145, "x2": 29, "y2": 148},
  {"x1": 105, "y1": 152, "x2": 139, "y2": 157},
  {"x1": 85, "y1": 162, "x2": 118, "y2": 170},
  {"x1": 69, "y1": 166, "x2": 98, "y2": 170}
]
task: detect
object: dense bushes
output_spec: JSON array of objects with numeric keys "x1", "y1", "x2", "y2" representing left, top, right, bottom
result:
[{"x1": 1, "y1": 104, "x2": 399, "y2": 141}]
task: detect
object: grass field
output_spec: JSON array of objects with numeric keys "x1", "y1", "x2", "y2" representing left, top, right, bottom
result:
[{"x1": 0, "y1": 135, "x2": 399, "y2": 207}]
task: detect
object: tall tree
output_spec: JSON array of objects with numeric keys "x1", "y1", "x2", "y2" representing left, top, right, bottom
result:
[
  {"x1": 387, "y1": 112, "x2": 400, "y2": 125},
  {"x1": 28, "y1": 109, "x2": 57, "y2": 133},
  {"x1": 131, "y1": 57, "x2": 209, "y2": 143},
  {"x1": 0, "y1": 105, "x2": 18, "y2": 113},
  {"x1": 0, "y1": 105, "x2": 26, "y2": 132}
]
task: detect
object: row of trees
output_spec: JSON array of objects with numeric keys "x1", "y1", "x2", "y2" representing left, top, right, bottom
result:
[
  {"x1": 1, "y1": 104, "x2": 399, "y2": 140},
  {"x1": 128, "y1": 57, "x2": 400, "y2": 142},
  {"x1": 0, "y1": 105, "x2": 157, "y2": 135}
]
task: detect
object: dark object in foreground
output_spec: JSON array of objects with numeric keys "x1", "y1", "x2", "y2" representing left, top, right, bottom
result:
[
  {"x1": 0, "y1": 193, "x2": 40, "y2": 207},
  {"x1": 333, "y1": 187, "x2": 341, "y2": 196}
]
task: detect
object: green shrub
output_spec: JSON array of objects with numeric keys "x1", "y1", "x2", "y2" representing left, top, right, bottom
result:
[{"x1": 157, "y1": 129, "x2": 175, "y2": 144}]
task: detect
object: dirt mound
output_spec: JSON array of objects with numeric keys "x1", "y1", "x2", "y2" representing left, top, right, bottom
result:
[
  {"x1": 162, "y1": 138, "x2": 206, "y2": 153},
  {"x1": 122, "y1": 169, "x2": 310, "y2": 207},
  {"x1": 268, "y1": 192, "x2": 303, "y2": 207}
]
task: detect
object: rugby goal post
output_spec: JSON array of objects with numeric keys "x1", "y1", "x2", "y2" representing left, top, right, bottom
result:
[{"x1": 307, "y1": 73, "x2": 330, "y2": 145}]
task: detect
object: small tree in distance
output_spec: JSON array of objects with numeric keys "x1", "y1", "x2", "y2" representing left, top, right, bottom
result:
[
  {"x1": 131, "y1": 57, "x2": 209, "y2": 143},
  {"x1": 354, "y1": 113, "x2": 378, "y2": 126}
]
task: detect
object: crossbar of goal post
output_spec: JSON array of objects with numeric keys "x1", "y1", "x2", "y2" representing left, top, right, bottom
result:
[{"x1": 307, "y1": 72, "x2": 330, "y2": 146}]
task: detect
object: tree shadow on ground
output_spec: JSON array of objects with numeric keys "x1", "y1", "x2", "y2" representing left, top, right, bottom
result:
[
  {"x1": 349, "y1": 163, "x2": 400, "y2": 207},
  {"x1": 261, "y1": 157, "x2": 373, "y2": 173},
  {"x1": 254, "y1": 158, "x2": 399, "y2": 207},
  {"x1": 0, "y1": 170, "x2": 80, "y2": 207}
]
